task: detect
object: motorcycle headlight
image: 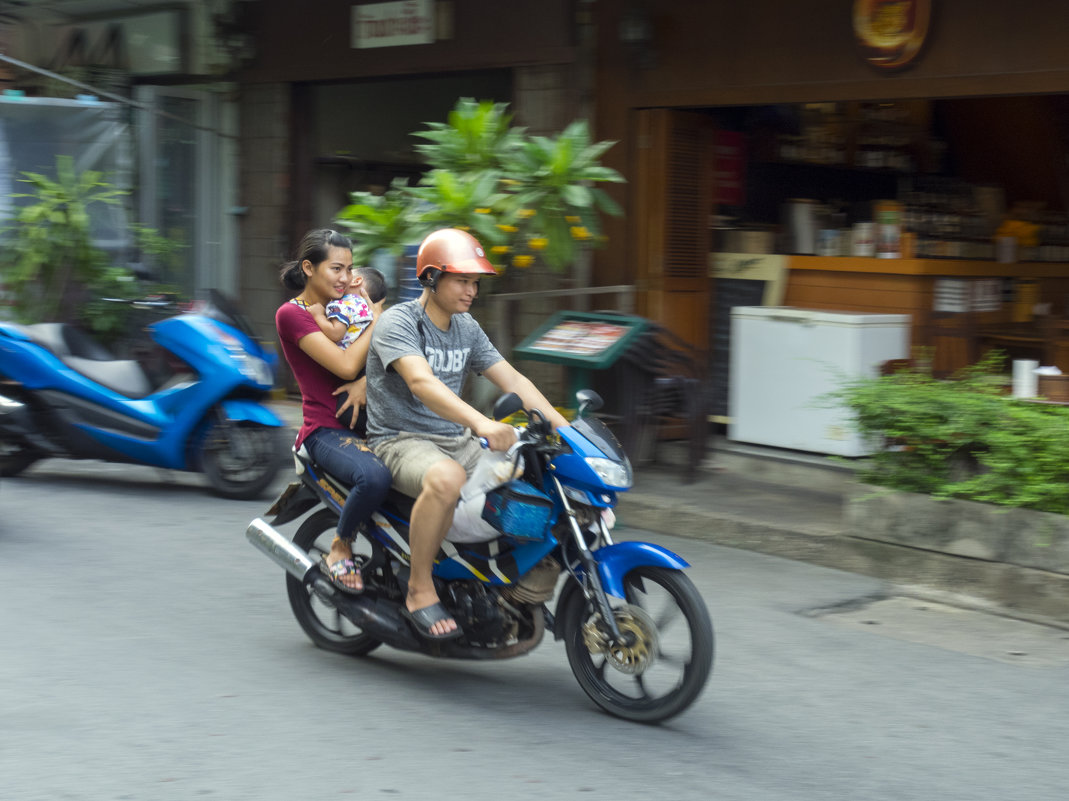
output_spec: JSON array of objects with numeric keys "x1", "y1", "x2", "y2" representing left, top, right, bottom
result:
[{"x1": 584, "y1": 456, "x2": 633, "y2": 489}]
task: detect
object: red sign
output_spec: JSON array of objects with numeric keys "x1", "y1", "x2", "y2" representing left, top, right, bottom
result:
[{"x1": 713, "y1": 130, "x2": 746, "y2": 207}]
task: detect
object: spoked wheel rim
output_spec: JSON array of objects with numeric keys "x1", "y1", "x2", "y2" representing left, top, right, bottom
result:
[
  {"x1": 565, "y1": 566, "x2": 713, "y2": 723},
  {"x1": 285, "y1": 509, "x2": 383, "y2": 655}
]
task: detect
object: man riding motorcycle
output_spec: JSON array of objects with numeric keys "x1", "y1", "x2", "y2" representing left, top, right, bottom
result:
[{"x1": 365, "y1": 228, "x2": 569, "y2": 640}]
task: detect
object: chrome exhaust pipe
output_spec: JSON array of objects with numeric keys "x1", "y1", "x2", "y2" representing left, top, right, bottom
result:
[
  {"x1": 245, "y1": 518, "x2": 425, "y2": 651},
  {"x1": 246, "y1": 518, "x2": 318, "y2": 582}
]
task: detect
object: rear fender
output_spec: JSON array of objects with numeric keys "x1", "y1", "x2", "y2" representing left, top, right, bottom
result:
[
  {"x1": 265, "y1": 480, "x2": 322, "y2": 526},
  {"x1": 552, "y1": 541, "x2": 690, "y2": 639}
]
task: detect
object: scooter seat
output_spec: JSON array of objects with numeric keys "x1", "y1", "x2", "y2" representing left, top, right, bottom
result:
[
  {"x1": 63, "y1": 356, "x2": 153, "y2": 398},
  {"x1": 25, "y1": 323, "x2": 152, "y2": 398},
  {"x1": 25, "y1": 323, "x2": 114, "y2": 361}
]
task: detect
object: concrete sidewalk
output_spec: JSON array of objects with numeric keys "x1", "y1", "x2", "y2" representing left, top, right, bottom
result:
[{"x1": 618, "y1": 439, "x2": 1069, "y2": 626}]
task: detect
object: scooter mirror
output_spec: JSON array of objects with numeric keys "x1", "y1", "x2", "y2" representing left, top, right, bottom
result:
[
  {"x1": 576, "y1": 389, "x2": 603, "y2": 417},
  {"x1": 492, "y1": 392, "x2": 524, "y2": 421}
]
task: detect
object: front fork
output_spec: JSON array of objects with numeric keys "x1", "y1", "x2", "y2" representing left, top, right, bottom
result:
[{"x1": 552, "y1": 475, "x2": 627, "y2": 643}]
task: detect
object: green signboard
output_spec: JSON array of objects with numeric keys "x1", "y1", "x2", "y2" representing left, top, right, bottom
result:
[{"x1": 514, "y1": 311, "x2": 650, "y2": 398}]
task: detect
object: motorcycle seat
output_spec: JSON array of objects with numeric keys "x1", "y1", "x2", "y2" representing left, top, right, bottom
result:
[
  {"x1": 382, "y1": 488, "x2": 415, "y2": 522},
  {"x1": 293, "y1": 444, "x2": 417, "y2": 523},
  {"x1": 25, "y1": 323, "x2": 152, "y2": 398}
]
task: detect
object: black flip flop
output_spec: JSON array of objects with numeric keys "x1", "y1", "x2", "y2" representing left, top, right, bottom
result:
[{"x1": 401, "y1": 602, "x2": 464, "y2": 641}]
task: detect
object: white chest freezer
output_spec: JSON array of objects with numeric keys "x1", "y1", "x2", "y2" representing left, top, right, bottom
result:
[{"x1": 728, "y1": 307, "x2": 911, "y2": 457}]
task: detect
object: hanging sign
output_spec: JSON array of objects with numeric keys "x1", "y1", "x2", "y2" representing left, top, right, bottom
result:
[
  {"x1": 713, "y1": 130, "x2": 746, "y2": 207},
  {"x1": 351, "y1": 0, "x2": 434, "y2": 49},
  {"x1": 852, "y1": 0, "x2": 931, "y2": 71}
]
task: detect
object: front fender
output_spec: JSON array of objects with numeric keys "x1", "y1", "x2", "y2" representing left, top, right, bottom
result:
[
  {"x1": 552, "y1": 542, "x2": 691, "y2": 640},
  {"x1": 594, "y1": 542, "x2": 690, "y2": 599},
  {"x1": 220, "y1": 399, "x2": 284, "y2": 427}
]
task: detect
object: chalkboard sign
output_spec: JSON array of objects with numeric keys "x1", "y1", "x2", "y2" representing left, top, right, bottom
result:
[{"x1": 710, "y1": 279, "x2": 767, "y2": 417}]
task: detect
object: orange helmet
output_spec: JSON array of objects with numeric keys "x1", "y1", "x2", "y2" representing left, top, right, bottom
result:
[{"x1": 416, "y1": 228, "x2": 497, "y2": 287}]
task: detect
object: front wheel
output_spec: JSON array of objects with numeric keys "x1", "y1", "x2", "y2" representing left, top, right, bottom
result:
[
  {"x1": 285, "y1": 509, "x2": 383, "y2": 656},
  {"x1": 563, "y1": 567, "x2": 714, "y2": 724},
  {"x1": 199, "y1": 419, "x2": 284, "y2": 500}
]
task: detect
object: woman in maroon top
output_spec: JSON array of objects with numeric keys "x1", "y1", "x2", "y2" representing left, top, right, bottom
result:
[{"x1": 276, "y1": 229, "x2": 391, "y2": 593}]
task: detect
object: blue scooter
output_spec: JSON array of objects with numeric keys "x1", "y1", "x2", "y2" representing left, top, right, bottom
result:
[{"x1": 0, "y1": 291, "x2": 286, "y2": 499}]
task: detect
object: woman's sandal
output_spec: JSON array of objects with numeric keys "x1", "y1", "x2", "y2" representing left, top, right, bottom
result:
[{"x1": 320, "y1": 555, "x2": 364, "y2": 595}]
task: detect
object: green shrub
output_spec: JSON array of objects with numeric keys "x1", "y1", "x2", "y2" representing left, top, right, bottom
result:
[
  {"x1": 834, "y1": 352, "x2": 1069, "y2": 514},
  {"x1": 0, "y1": 155, "x2": 181, "y2": 343}
]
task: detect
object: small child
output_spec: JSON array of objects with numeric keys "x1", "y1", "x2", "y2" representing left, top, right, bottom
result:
[
  {"x1": 308, "y1": 266, "x2": 387, "y2": 432},
  {"x1": 311, "y1": 267, "x2": 387, "y2": 349}
]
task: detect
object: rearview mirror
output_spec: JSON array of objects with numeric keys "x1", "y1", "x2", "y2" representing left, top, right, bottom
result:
[
  {"x1": 492, "y1": 392, "x2": 524, "y2": 421},
  {"x1": 575, "y1": 389, "x2": 603, "y2": 417}
]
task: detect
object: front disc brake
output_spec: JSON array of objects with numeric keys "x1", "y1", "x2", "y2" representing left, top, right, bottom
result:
[{"x1": 582, "y1": 603, "x2": 659, "y2": 675}]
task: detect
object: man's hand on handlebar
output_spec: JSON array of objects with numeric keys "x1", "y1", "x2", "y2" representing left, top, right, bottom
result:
[{"x1": 474, "y1": 419, "x2": 518, "y2": 452}]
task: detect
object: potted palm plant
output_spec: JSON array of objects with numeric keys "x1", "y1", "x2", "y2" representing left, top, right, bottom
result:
[{"x1": 334, "y1": 98, "x2": 625, "y2": 293}]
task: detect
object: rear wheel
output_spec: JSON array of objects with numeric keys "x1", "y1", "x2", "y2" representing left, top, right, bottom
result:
[
  {"x1": 285, "y1": 509, "x2": 383, "y2": 656},
  {"x1": 200, "y1": 419, "x2": 283, "y2": 499},
  {"x1": 563, "y1": 567, "x2": 713, "y2": 724},
  {"x1": 0, "y1": 439, "x2": 41, "y2": 477}
]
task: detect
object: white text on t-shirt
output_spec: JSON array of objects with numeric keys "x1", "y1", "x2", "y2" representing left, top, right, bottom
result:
[{"x1": 425, "y1": 346, "x2": 471, "y2": 374}]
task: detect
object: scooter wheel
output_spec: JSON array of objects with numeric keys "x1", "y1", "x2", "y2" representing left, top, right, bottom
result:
[
  {"x1": 0, "y1": 440, "x2": 41, "y2": 477},
  {"x1": 200, "y1": 421, "x2": 284, "y2": 500}
]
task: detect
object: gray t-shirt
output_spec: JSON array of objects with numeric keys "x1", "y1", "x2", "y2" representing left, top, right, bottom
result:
[{"x1": 367, "y1": 299, "x2": 503, "y2": 441}]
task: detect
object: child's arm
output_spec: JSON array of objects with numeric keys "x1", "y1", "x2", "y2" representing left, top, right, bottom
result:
[{"x1": 309, "y1": 302, "x2": 348, "y2": 343}]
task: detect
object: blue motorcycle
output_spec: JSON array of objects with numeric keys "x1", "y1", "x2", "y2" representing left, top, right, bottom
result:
[
  {"x1": 0, "y1": 291, "x2": 286, "y2": 499},
  {"x1": 246, "y1": 390, "x2": 714, "y2": 723}
]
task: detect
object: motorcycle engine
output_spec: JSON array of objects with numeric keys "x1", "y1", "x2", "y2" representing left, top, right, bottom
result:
[
  {"x1": 499, "y1": 555, "x2": 560, "y2": 606},
  {"x1": 448, "y1": 582, "x2": 512, "y2": 646},
  {"x1": 447, "y1": 557, "x2": 559, "y2": 646}
]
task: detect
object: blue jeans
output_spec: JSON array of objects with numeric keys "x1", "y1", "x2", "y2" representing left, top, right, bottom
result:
[{"x1": 304, "y1": 427, "x2": 392, "y2": 540}]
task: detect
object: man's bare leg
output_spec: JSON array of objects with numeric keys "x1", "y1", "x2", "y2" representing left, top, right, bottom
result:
[{"x1": 406, "y1": 458, "x2": 466, "y2": 636}]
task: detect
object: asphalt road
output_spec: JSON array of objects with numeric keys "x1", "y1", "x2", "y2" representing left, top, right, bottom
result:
[{"x1": 2, "y1": 460, "x2": 1068, "y2": 801}]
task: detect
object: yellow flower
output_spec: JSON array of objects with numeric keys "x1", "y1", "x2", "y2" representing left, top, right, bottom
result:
[
  {"x1": 496, "y1": 224, "x2": 518, "y2": 233},
  {"x1": 491, "y1": 245, "x2": 510, "y2": 254},
  {"x1": 528, "y1": 236, "x2": 548, "y2": 251},
  {"x1": 565, "y1": 215, "x2": 581, "y2": 224},
  {"x1": 570, "y1": 226, "x2": 591, "y2": 240},
  {"x1": 475, "y1": 207, "x2": 491, "y2": 214},
  {"x1": 517, "y1": 208, "x2": 536, "y2": 219},
  {"x1": 512, "y1": 254, "x2": 534, "y2": 268}
]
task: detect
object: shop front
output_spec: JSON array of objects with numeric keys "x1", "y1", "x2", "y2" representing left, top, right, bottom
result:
[
  {"x1": 236, "y1": 0, "x2": 583, "y2": 342},
  {"x1": 591, "y1": 0, "x2": 1069, "y2": 416}
]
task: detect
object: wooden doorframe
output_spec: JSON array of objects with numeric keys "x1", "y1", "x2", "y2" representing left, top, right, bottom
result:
[{"x1": 632, "y1": 108, "x2": 715, "y2": 353}]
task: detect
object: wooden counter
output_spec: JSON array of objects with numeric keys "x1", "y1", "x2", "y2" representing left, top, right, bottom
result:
[
  {"x1": 780, "y1": 255, "x2": 1069, "y2": 375},
  {"x1": 788, "y1": 255, "x2": 1069, "y2": 278}
]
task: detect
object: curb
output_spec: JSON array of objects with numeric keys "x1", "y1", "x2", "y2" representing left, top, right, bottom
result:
[{"x1": 617, "y1": 491, "x2": 1069, "y2": 625}]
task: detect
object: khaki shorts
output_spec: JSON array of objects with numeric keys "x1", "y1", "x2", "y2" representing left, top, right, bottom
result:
[{"x1": 372, "y1": 431, "x2": 484, "y2": 498}]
